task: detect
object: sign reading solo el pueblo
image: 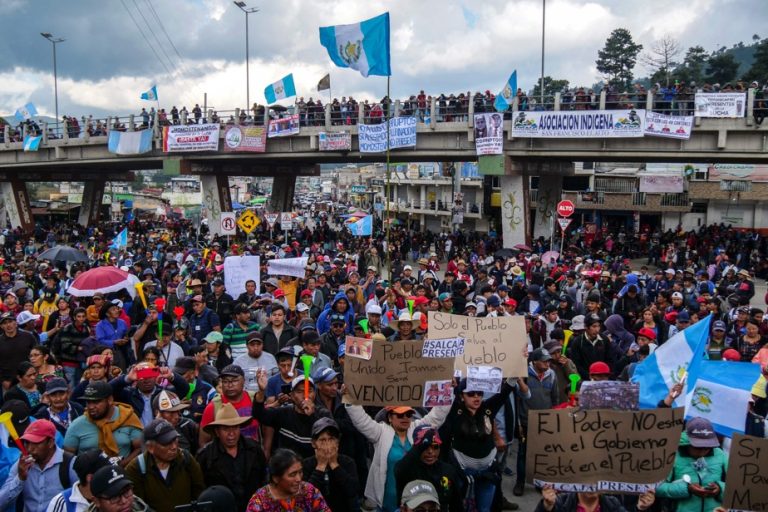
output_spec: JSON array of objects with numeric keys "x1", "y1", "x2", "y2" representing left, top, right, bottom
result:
[{"x1": 429, "y1": 312, "x2": 527, "y2": 377}]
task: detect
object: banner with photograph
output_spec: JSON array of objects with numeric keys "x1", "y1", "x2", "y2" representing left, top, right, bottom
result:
[
  {"x1": 511, "y1": 109, "x2": 645, "y2": 138},
  {"x1": 268, "y1": 114, "x2": 300, "y2": 138},
  {"x1": 644, "y1": 112, "x2": 693, "y2": 139},
  {"x1": 162, "y1": 123, "x2": 220, "y2": 152},
  {"x1": 223, "y1": 126, "x2": 267, "y2": 152},
  {"x1": 474, "y1": 113, "x2": 504, "y2": 155},
  {"x1": 318, "y1": 131, "x2": 352, "y2": 151},
  {"x1": 639, "y1": 174, "x2": 685, "y2": 193},
  {"x1": 694, "y1": 93, "x2": 746, "y2": 118},
  {"x1": 358, "y1": 116, "x2": 417, "y2": 153}
]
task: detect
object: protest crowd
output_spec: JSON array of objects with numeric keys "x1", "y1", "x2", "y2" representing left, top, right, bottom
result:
[{"x1": 0, "y1": 211, "x2": 762, "y2": 512}]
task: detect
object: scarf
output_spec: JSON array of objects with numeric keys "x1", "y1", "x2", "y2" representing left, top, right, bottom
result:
[{"x1": 87, "y1": 403, "x2": 144, "y2": 456}]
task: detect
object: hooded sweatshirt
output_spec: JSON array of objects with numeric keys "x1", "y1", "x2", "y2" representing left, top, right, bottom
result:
[{"x1": 316, "y1": 292, "x2": 355, "y2": 335}]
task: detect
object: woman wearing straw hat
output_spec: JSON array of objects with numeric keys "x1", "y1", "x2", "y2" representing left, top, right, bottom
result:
[{"x1": 387, "y1": 312, "x2": 421, "y2": 342}]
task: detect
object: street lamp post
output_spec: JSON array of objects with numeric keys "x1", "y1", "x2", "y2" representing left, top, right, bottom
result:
[
  {"x1": 41, "y1": 32, "x2": 65, "y2": 130},
  {"x1": 234, "y1": 2, "x2": 259, "y2": 111}
]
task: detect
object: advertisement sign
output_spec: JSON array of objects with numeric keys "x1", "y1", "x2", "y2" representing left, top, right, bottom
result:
[
  {"x1": 358, "y1": 117, "x2": 417, "y2": 153},
  {"x1": 162, "y1": 123, "x2": 220, "y2": 152},
  {"x1": 318, "y1": 131, "x2": 352, "y2": 151},
  {"x1": 512, "y1": 109, "x2": 645, "y2": 138},
  {"x1": 268, "y1": 114, "x2": 300, "y2": 138},
  {"x1": 644, "y1": 112, "x2": 693, "y2": 140},
  {"x1": 223, "y1": 126, "x2": 267, "y2": 152},
  {"x1": 474, "y1": 113, "x2": 504, "y2": 155},
  {"x1": 694, "y1": 93, "x2": 746, "y2": 118}
]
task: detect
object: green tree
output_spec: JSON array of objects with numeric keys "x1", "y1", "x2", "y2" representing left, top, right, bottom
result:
[
  {"x1": 706, "y1": 53, "x2": 739, "y2": 84},
  {"x1": 596, "y1": 28, "x2": 643, "y2": 89},
  {"x1": 674, "y1": 45, "x2": 708, "y2": 85},
  {"x1": 531, "y1": 76, "x2": 570, "y2": 99},
  {"x1": 744, "y1": 38, "x2": 768, "y2": 82}
]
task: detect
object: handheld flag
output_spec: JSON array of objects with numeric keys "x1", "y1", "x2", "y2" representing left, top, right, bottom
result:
[
  {"x1": 349, "y1": 215, "x2": 372, "y2": 236},
  {"x1": 14, "y1": 103, "x2": 38, "y2": 123},
  {"x1": 317, "y1": 73, "x2": 331, "y2": 92},
  {"x1": 140, "y1": 85, "x2": 158, "y2": 101},
  {"x1": 319, "y1": 12, "x2": 391, "y2": 77},
  {"x1": 110, "y1": 228, "x2": 128, "y2": 249},
  {"x1": 264, "y1": 74, "x2": 297, "y2": 104},
  {"x1": 22, "y1": 135, "x2": 42, "y2": 152},
  {"x1": 494, "y1": 70, "x2": 518, "y2": 112},
  {"x1": 632, "y1": 316, "x2": 711, "y2": 408}
]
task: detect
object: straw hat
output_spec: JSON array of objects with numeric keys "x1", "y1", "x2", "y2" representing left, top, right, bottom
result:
[
  {"x1": 390, "y1": 311, "x2": 419, "y2": 329},
  {"x1": 204, "y1": 403, "x2": 251, "y2": 434}
]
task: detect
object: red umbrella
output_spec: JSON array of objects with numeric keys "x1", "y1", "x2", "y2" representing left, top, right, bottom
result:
[
  {"x1": 514, "y1": 244, "x2": 533, "y2": 252},
  {"x1": 67, "y1": 266, "x2": 141, "y2": 298}
]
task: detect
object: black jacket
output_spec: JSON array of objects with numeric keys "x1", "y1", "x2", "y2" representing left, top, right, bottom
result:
[
  {"x1": 260, "y1": 323, "x2": 299, "y2": 355},
  {"x1": 395, "y1": 445, "x2": 465, "y2": 512},
  {"x1": 302, "y1": 454, "x2": 359, "y2": 512}
]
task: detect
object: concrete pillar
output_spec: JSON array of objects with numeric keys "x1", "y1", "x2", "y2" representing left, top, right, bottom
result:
[
  {"x1": 429, "y1": 97, "x2": 437, "y2": 129},
  {"x1": 554, "y1": 92, "x2": 561, "y2": 111},
  {"x1": 499, "y1": 174, "x2": 529, "y2": 248},
  {"x1": 268, "y1": 174, "x2": 297, "y2": 214},
  {"x1": 394, "y1": 100, "x2": 401, "y2": 117},
  {"x1": 201, "y1": 174, "x2": 233, "y2": 237},
  {"x1": 420, "y1": 185, "x2": 426, "y2": 210},
  {"x1": 234, "y1": 109, "x2": 241, "y2": 125},
  {"x1": 42, "y1": 123, "x2": 49, "y2": 144},
  {"x1": 0, "y1": 180, "x2": 34, "y2": 233},
  {"x1": 358, "y1": 102, "x2": 365, "y2": 124},
  {"x1": 3, "y1": 126, "x2": 9, "y2": 148},
  {"x1": 78, "y1": 181, "x2": 106, "y2": 227},
  {"x1": 533, "y1": 175, "x2": 563, "y2": 240},
  {"x1": 325, "y1": 103, "x2": 331, "y2": 128},
  {"x1": 599, "y1": 90, "x2": 607, "y2": 110},
  {"x1": 646, "y1": 91, "x2": 653, "y2": 111}
]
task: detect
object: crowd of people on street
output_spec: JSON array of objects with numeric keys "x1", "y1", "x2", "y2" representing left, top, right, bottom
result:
[{"x1": 0, "y1": 213, "x2": 763, "y2": 512}]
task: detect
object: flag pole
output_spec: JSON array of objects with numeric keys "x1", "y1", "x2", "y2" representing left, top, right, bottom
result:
[{"x1": 385, "y1": 76, "x2": 391, "y2": 280}]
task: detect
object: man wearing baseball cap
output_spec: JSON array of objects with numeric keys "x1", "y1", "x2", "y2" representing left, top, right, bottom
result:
[
  {"x1": 88, "y1": 465, "x2": 150, "y2": 512},
  {"x1": 302, "y1": 417, "x2": 359, "y2": 512},
  {"x1": 199, "y1": 364, "x2": 260, "y2": 447},
  {"x1": 152, "y1": 390, "x2": 198, "y2": 454},
  {"x1": 47, "y1": 448, "x2": 111, "y2": 512},
  {"x1": 0, "y1": 311, "x2": 37, "y2": 390},
  {"x1": 222, "y1": 302, "x2": 260, "y2": 361},
  {"x1": 0, "y1": 419, "x2": 77, "y2": 512},
  {"x1": 400, "y1": 480, "x2": 441, "y2": 512},
  {"x1": 33, "y1": 377, "x2": 83, "y2": 436}
]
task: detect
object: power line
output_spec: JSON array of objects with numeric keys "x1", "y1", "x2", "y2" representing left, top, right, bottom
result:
[
  {"x1": 119, "y1": 0, "x2": 173, "y2": 76},
  {"x1": 131, "y1": 0, "x2": 179, "y2": 77},
  {"x1": 145, "y1": 0, "x2": 184, "y2": 62}
]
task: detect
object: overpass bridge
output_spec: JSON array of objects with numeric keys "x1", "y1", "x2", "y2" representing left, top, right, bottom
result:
[{"x1": 1, "y1": 91, "x2": 767, "y2": 234}]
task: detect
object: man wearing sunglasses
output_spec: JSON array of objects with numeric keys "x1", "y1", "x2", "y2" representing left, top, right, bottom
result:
[{"x1": 88, "y1": 465, "x2": 150, "y2": 512}]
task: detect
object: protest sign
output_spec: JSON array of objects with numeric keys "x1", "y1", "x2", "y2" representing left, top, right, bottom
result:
[
  {"x1": 723, "y1": 433, "x2": 768, "y2": 512},
  {"x1": 267, "y1": 257, "x2": 308, "y2": 278},
  {"x1": 422, "y1": 337, "x2": 465, "y2": 358},
  {"x1": 579, "y1": 381, "x2": 640, "y2": 411},
  {"x1": 358, "y1": 117, "x2": 417, "y2": 153},
  {"x1": 268, "y1": 114, "x2": 300, "y2": 137},
  {"x1": 344, "y1": 339, "x2": 454, "y2": 407},
  {"x1": 644, "y1": 112, "x2": 693, "y2": 140},
  {"x1": 318, "y1": 132, "x2": 352, "y2": 151},
  {"x1": 526, "y1": 407, "x2": 684, "y2": 493},
  {"x1": 423, "y1": 380, "x2": 454, "y2": 407},
  {"x1": 162, "y1": 123, "x2": 220, "y2": 152},
  {"x1": 695, "y1": 93, "x2": 746, "y2": 118},
  {"x1": 511, "y1": 109, "x2": 645, "y2": 138},
  {"x1": 474, "y1": 113, "x2": 504, "y2": 155},
  {"x1": 223, "y1": 255, "x2": 260, "y2": 297},
  {"x1": 429, "y1": 312, "x2": 527, "y2": 377},
  {"x1": 467, "y1": 366, "x2": 503, "y2": 394},
  {"x1": 223, "y1": 125, "x2": 267, "y2": 152},
  {"x1": 344, "y1": 336, "x2": 373, "y2": 361}
]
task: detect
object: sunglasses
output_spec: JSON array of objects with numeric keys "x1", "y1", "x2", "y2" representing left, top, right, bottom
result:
[
  {"x1": 332, "y1": 323, "x2": 346, "y2": 328},
  {"x1": 392, "y1": 411, "x2": 415, "y2": 419},
  {"x1": 464, "y1": 391, "x2": 483, "y2": 398}
]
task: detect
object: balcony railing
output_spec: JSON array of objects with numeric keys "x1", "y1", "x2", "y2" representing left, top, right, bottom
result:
[
  {"x1": 577, "y1": 191, "x2": 605, "y2": 205},
  {"x1": 394, "y1": 200, "x2": 483, "y2": 216},
  {"x1": 632, "y1": 192, "x2": 646, "y2": 206},
  {"x1": 660, "y1": 193, "x2": 689, "y2": 207},
  {"x1": 594, "y1": 177, "x2": 637, "y2": 193}
]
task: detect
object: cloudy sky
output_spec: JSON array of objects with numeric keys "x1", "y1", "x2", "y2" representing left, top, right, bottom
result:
[{"x1": 0, "y1": 0, "x2": 764, "y2": 119}]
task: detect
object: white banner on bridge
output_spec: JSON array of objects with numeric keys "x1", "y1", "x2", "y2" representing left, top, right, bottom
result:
[
  {"x1": 267, "y1": 257, "x2": 309, "y2": 278},
  {"x1": 358, "y1": 117, "x2": 417, "y2": 153},
  {"x1": 694, "y1": 93, "x2": 746, "y2": 118},
  {"x1": 162, "y1": 123, "x2": 220, "y2": 152},
  {"x1": 644, "y1": 112, "x2": 693, "y2": 140},
  {"x1": 511, "y1": 109, "x2": 645, "y2": 138}
]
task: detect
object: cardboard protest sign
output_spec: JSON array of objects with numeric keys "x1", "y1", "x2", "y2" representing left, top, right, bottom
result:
[
  {"x1": 422, "y1": 337, "x2": 465, "y2": 358},
  {"x1": 429, "y1": 312, "x2": 527, "y2": 377},
  {"x1": 723, "y1": 433, "x2": 768, "y2": 511},
  {"x1": 526, "y1": 407, "x2": 684, "y2": 493},
  {"x1": 344, "y1": 339, "x2": 454, "y2": 407}
]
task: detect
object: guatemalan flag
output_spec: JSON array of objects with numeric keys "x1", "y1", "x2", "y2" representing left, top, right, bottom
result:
[
  {"x1": 14, "y1": 103, "x2": 38, "y2": 123},
  {"x1": 108, "y1": 129, "x2": 153, "y2": 155},
  {"x1": 684, "y1": 360, "x2": 762, "y2": 437},
  {"x1": 110, "y1": 228, "x2": 128, "y2": 250},
  {"x1": 264, "y1": 74, "x2": 297, "y2": 104},
  {"x1": 632, "y1": 315, "x2": 711, "y2": 409},
  {"x1": 140, "y1": 85, "x2": 158, "y2": 101},
  {"x1": 23, "y1": 135, "x2": 42, "y2": 152},
  {"x1": 349, "y1": 215, "x2": 372, "y2": 236},
  {"x1": 494, "y1": 71, "x2": 518, "y2": 112},
  {"x1": 319, "y1": 12, "x2": 391, "y2": 78}
]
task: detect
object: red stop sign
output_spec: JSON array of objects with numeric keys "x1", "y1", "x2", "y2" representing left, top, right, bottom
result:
[{"x1": 557, "y1": 200, "x2": 575, "y2": 217}]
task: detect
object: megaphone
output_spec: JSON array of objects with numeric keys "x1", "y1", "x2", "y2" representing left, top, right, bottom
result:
[{"x1": 0, "y1": 412, "x2": 28, "y2": 456}]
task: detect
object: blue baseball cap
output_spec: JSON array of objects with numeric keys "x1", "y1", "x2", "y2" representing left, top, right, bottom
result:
[{"x1": 312, "y1": 367, "x2": 340, "y2": 383}]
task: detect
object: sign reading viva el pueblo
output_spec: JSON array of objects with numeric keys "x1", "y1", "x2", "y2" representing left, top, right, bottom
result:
[
  {"x1": 527, "y1": 407, "x2": 685, "y2": 493},
  {"x1": 723, "y1": 433, "x2": 768, "y2": 512},
  {"x1": 512, "y1": 109, "x2": 645, "y2": 138},
  {"x1": 343, "y1": 339, "x2": 454, "y2": 407},
  {"x1": 428, "y1": 312, "x2": 528, "y2": 377}
]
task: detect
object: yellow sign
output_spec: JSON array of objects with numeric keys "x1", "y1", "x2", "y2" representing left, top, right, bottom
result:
[{"x1": 237, "y1": 210, "x2": 261, "y2": 234}]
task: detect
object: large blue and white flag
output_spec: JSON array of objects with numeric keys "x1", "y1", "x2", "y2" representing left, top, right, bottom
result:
[
  {"x1": 22, "y1": 135, "x2": 42, "y2": 152},
  {"x1": 110, "y1": 228, "x2": 128, "y2": 249},
  {"x1": 108, "y1": 129, "x2": 153, "y2": 155},
  {"x1": 494, "y1": 70, "x2": 518, "y2": 112},
  {"x1": 685, "y1": 360, "x2": 762, "y2": 437},
  {"x1": 632, "y1": 316, "x2": 711, "y2": 409},
  {"x1": 14, "y1": 103, "x2": 38, "y2": 123},
  {"x1": 349, "y1": 215, "x2": 372, "y2": 236},
  {"x1": 264, "y1": 74, "x2": 297, "y2": 104},
  {"x1": 140, "y1": 85, "x2": 158, "y2": 101},
  {"x1": 319, "y1": 12, "x2": 391, "y2": 78}
]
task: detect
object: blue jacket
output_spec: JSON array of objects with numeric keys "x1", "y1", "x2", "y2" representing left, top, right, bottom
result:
[{"x1": 316, "y1": 292, "x2": 355, "y2": 335}]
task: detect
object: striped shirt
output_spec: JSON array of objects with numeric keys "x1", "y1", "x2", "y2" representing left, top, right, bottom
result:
[{"x1": 222, "y1": 321, "x2": 260, "y2": 360}]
